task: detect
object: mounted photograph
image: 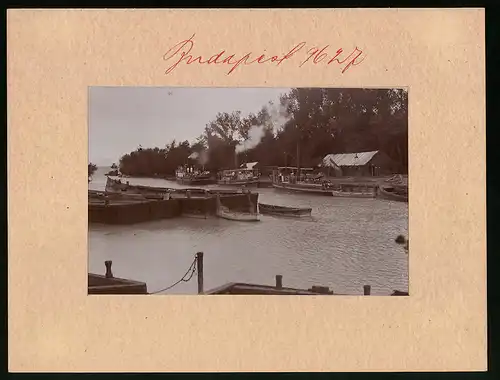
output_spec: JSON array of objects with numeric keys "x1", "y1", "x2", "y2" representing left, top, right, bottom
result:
[{"x1": 88, "y1": 87, "x2": 408, "y2": 296}]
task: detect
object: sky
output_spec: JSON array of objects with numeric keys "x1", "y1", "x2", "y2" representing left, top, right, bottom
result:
[{"x1": 89, "y1": 87, "x2": 291, "y2": 166}]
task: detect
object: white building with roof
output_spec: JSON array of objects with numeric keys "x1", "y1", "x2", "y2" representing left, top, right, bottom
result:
[{"x1": 321, "y1": 150, "x2": 398, "y2": 176}]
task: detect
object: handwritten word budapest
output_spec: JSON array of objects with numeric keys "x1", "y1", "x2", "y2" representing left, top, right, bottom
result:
[{"x1": 163, "y1": 34, "x2": 366, "y2": 75}]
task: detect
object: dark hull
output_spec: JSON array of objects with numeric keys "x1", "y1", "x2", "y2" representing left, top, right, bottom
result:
[
  {"x1": 331, "y1": 190, "x2": 376, "y2": 198},
  {"x1": 256, "y1": 179, "x2": 274, "y2": 188},
  {"x1": 105, "y1": 177, "x2": 257, "y2": 198},
  {"x1": 217, "y1": 179, "x2": 260, "y2": 187},
  {"x1": 258, "y1": 203, "x2": 312, "y2": 217},
  {"x1": 176, "y1": 176, "x2": 216, "y2": 185},
  {"x1": 378, "y1": 186, "x2": 408, "y2": 202},
  {"x1": 272, "y1": 182, "x2": 333, "y2": 195},
  {"x1": 216, "y1": 208, "x2": 260, "y2": 221}
]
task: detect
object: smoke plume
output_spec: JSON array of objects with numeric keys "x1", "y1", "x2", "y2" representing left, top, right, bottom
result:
[
  {"x1": 235, "y1": 101, "x2": 292, "y2": 154},
  {"x1": 198, "y1": 150, "x2": 209, "y2": 166},
  {"x1": 189, "y1": 150, "x2": 209, "y2": 166}
]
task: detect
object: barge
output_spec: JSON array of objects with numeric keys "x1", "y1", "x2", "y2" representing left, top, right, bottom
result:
[{"x1": 90, "y1": 178, "x2": 259, "y2": 224}]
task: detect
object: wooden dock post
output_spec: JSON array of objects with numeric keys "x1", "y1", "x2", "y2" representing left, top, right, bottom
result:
[
  {"x1": 363, "y1": 285, "x2": 371, "y2": 295},
  {"x1": 196, "y1": 252, "x2": 204, "y2": 294},
  {"x1": 275, "y1": 275, "x2": 283, "y2": 289},
  {"x1": 215, "y1": 193, "x2": 221, "y2": 212},
  {"x1": 105, "y1": 260, "x2": 113, "y2": 278},
  {"x1": 247, "y1": 192, "x2": 255, "y2": 213}
]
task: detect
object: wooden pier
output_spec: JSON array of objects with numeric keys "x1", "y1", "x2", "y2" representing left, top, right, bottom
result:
[
  {"x1": 88, "y1": 261, "x2": 148, "y2": 295},
  {"x1": 204, "y1": 277, "x2": 335, "y2": 295},
  {"x1": 88, "y1": 253, "x2": 408, "y2": 296}
]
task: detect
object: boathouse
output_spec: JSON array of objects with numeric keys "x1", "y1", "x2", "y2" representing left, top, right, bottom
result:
[{"x1": 321, "y1": 150, "x2": 398, "y2": 177}]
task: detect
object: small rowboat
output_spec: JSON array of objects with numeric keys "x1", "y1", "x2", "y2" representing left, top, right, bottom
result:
[
  {"x1": 258, "y1": 203, "x2": 312, "y2": 217},
  {"x1": 216, "y1": 205, "x2": 260, "y2": 222},
  {"x1": 330, "y1": 189, "x2": 376, "y2": 198},
  {"x1": 378, "y1": 185, "x2": 408, "y2": 202}
]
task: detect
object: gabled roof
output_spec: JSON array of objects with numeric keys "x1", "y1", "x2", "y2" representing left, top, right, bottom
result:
[
  {"x1": 322, "y1": 151, "x2": 379, "y2": 167},
  {"x1": 240, "y1": 162, "x2": 259, "y2": 169}
]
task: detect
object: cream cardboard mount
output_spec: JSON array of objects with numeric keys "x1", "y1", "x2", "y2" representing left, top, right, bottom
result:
[{"x1": 7, "y1": 9, "x2": 486, "y2": 372}]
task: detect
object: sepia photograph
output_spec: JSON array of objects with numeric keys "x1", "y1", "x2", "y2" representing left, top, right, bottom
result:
[{"x1": 88, "y1": 87, "x2": 409, "y2": 296}]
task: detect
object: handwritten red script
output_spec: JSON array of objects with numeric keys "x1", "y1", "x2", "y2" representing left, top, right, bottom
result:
[{"x1": 163, "y1": 34, "x2": 366, "y2": 75}]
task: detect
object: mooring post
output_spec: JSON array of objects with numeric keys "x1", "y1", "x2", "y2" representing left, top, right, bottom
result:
[
  {"x1": 196, "y1": 252, "x2": 204, "y2": 294},
  {"x1": 247, "y1": 192, "x2": 254, "y2": 213},
  {"x1": 105, "y1": 260, "x2": 113, "y2": 278},
  {"x1": 215, "y1": 193, "x2": 221, "y2": 211},
  {"x1": 275, "y1": 275, "x2": 283, "y2": 289},
  {"x1": 363, "y1": 285, "x2": 371, "y2": 295}
]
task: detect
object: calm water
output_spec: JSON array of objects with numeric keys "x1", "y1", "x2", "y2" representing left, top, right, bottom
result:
[{"x1": 89, "y1": 167, "x2": 409, "y2": 295}]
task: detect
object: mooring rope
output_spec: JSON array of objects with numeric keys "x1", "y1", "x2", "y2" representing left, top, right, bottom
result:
[{"x1": 150, "y1": 256, "x2": 197, "y2": 294}]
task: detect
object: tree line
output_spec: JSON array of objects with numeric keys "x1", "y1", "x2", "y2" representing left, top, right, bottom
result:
[
  {"x1": 88, "y1": 163, "x2": 97, "y2": 182},
  {"x1": 114, "y1": 87, "x2": 408, "y2": 177}
]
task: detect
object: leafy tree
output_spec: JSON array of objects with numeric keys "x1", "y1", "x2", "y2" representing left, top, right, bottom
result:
[
  {"x1": 116, "y1": 88, "x2": 408, "y2": 177},
  {"x1": 88, "y1": 163, "x2": 97, "y2": 182}
]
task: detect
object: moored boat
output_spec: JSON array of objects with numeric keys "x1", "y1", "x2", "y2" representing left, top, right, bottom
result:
[
  {"x1": 176, "y1": 166, "x2": 216, "y2": 185},
  {"x1": 272, "y1": 167, "x2": 380, "y2": 198},
  {"x1": 105, "y1": 176, "x2": 167, "y2": 196},
  {"x1": 217, "y1": 168, "x2": 260, "y2": 187},
  {"x1": 330, "y1": 184, "x2": 377, "y2": 198},
  {"x1": 215, "y1": 192, "x2": 259, "y2": 221},
  {"x1": 272, "y1": 180, "x2": 333, "y2": 195},
  {"x1": 216, "y1": 205, "x2": 260, "y2": 222},
  {"x1": 271, "y1": 166, "x2": 334, "y2": 195},
  {"x1": 378, "y1": 185, "x2": 408, "y2": 202},
  {"x1": 105, "y1": 176, "x2": 262, "y2": 202},
  {"x1": 258, "y1": 203, "x2": 312, "y2": 217}
]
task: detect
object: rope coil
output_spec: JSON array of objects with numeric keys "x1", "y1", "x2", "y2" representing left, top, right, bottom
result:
[{"x1": 150, "y1": 256, "x2": 197, "y2": 294}]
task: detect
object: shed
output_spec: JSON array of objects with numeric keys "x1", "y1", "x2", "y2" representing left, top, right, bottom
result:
[{"x1": 321, "y1": 150, "x2": 398, "y2": 177}]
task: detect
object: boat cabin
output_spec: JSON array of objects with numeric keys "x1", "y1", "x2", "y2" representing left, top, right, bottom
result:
[
  {"x1": 272, "y1": 167, "x2": 318, "y2": 184},
  {"x1": 219, "y1": 167, "x2": 259, "y2": 181},
  {"x1": 176, "y1": 165, "x2": 211, "y2": 179}
]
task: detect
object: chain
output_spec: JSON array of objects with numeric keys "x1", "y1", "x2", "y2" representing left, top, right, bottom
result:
[{"x1": 150, "y1": 257, "x2": 197, "y2": 294}]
